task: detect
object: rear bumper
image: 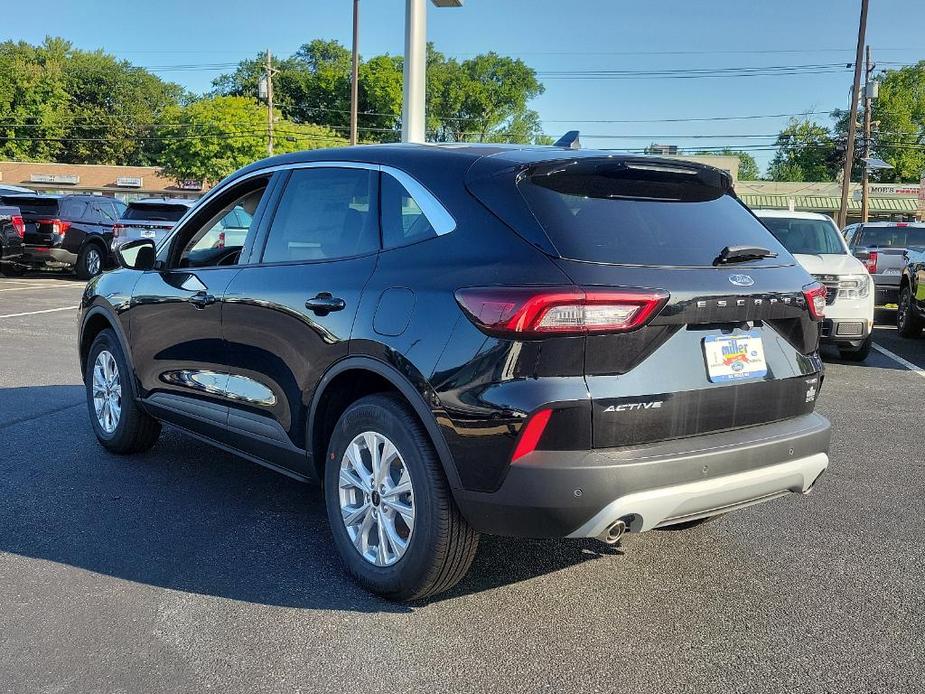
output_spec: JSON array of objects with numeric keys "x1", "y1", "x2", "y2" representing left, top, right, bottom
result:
[
  {"x1": 452, "y1": 413, "x2": 831, "y2": 538},
  {"x1": 873, "y1": 276, "x2": 900, "y2": 304},
  {"x1": 20, "y1": 245, "x2": 77, "y2": 267}
]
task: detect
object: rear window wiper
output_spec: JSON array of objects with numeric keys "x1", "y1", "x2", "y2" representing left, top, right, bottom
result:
[{"x1": 714, "y1": 245, "x2": 778, "y2": 265}]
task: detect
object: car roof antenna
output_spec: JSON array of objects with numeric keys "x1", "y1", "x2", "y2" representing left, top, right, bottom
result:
[{"x1": 553, "y1": 130, "x2": 581, "y2": 149}]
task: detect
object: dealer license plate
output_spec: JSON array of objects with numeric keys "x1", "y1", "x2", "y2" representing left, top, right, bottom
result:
[{"x1": 703, "y1": 331, "x2": 767, "y2": 383}]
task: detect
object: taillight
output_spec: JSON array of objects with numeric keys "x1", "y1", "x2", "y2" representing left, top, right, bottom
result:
[
  {"x1": 511, "y1": 408, "x2": 553, "y2": 463},
  {"x1": 216, "y1": 231, "x2": 226, "y2": 249},
  {"x1": 864, "y1": 250, "x2": 878, "y2": 274},
  {"x1": 11, "y1": 215, "x2": 25, "y2": 239},
  {"x1": 454, "y1": 286, "x2": 669, "y2": 337},
  {"x1": 38, "y1": 218, "x2": 71, "y2": 236},
  {"x1": 803, "y1": 282, "x2": 827, "y2": 320},
  {"x1": 112, "y1": 223, "x2": 125, "y2": 238}
]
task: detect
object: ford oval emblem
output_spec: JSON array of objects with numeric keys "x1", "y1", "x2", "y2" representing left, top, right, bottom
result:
[{"x1": 728, "y1": 274, "x2": 755, "y2": 287}]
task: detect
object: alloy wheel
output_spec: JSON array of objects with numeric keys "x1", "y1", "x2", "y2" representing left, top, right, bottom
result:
[
  {"x1": 87, "y1": 248, "x2": 102, "y2": 276},
  {"x1": 92, "y1": 350, "x2": 122, "y2": 434},
  {"x1": 338, "y1": 431, "x2": 415, "y2": 567}
]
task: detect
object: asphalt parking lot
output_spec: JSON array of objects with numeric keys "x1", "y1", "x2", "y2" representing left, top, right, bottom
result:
[{"x1": 1, "y1": 273, "x2": 923, "y2": 694}]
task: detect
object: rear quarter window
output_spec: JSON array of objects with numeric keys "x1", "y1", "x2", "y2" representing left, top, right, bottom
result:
[
  {"x1": 516, "y1": 159, "x2": 790, "y2": 267},
  {"x1": 0, "y1": 196, "x2": 59, "y2": 217}
]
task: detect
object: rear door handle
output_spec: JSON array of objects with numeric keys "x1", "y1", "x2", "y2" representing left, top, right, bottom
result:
[
  {"x1": 188, "y1": 290, "x2": 216, "y2": 309},
  {"x1": 305, "y1": 293, "x2": 346, "y2": 315}
]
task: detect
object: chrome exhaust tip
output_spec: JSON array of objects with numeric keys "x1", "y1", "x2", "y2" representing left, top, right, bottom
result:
[{"x1": 597, "y1": 519, "x2": 627, "y2": 545}]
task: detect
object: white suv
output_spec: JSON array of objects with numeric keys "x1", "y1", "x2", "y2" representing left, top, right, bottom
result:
[{"x1": 754, "y1": 210, "x2": 875, "y2": 361}]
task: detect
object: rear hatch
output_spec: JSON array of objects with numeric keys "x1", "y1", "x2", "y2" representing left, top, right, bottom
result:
[
  {"x1": 0, "y1": 195, "x2": 61, "y2": 245},
  {"x1": 468, "y1": 155, "x2": 824, "y2": 449},
  {"x1": 116, "y1": 202, "x2": 188, "y2": 243}
]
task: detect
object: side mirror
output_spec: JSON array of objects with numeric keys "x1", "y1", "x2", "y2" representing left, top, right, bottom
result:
[{"x1": 116, "y1": 238, "x2": 157, "y2": 271}]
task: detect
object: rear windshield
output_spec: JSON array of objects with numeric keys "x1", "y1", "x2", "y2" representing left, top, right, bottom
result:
[
  {"x1": 859, "y1": 225, "x2": 925, "y2": 250},
  {"x1": 123, "y1": 203, "x2": 188, "y2": 222},
  {"x1": 759, "y1": 217, "x2": 846, "y2": 255},
  {"x1": 0, "y1": 195, "x2": 59, "y2": 217},
  {"x1": 516, "y1": 160, "x2": 789, "y2": 266}
]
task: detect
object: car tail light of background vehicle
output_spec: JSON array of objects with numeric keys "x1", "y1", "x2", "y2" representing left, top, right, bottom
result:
[
  {"x1": 11, "y1": 215, "x2": 25, "y2": 239},
  {"x1": 112, "y1": 223, "x2": 125, "y2": 240},
  {"x1": 454, "y1": 286, "x2": 670, "y2": 337},
  {"x1": 38, "y1": 218, "x2": 71, "y2": 237},
  {"x1": 216, "y1": 231, "x2": 226, "y2": 249},
  {"x1": 802, "y1": 282, "x2": 828, "y2": 320},
  {"x1": 863, "y1": 250, "x2": 878, "y2": 274}
]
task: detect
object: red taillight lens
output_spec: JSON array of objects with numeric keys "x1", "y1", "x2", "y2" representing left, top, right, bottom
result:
[
  {"x1": 112, "y1": 223, "x2": 125, "y2": 238},
  {"x1": 11, "y1": 215, "x2": 25, "y2": 239},
  {"x1": 803, "y1": 282, "x2": 827, "y2": 320},
  {"x1": 39, "y1": 218, "x2": 71, "y2": 236},
  {"x1": 864, "y1": 250, "x2": 878, "y2": 274},
  {"x1": 454, "y1": 286, "x2": 669, "y2": 337},
  {"x1": 216, "y1": 231, "x2": 226, "y2": 249},
  {"x1": 511, "y1": 408, "x2": 553, "y2": 463}
]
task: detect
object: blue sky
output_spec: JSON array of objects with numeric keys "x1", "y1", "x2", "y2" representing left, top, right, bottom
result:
[{"x1": 2, "y1": 0, "x2": 924, "y2": 172}]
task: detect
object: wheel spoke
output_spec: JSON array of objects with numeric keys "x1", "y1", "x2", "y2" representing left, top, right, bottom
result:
[
  {"x1": 386, "y1": 499, "x2": 414, "y2": 532},
  {"x1": 352, "y1": 509, "x2": 374, "y2": 555},
  {"x1": 339, "y1": 467, "x2": 368, "y2": 493},
  {"x1": 376, "y1": 518, "x2": 389, "y2": 566},
  {"x1": 342, "y1": 501, "x2": 369, "y2": 527},
  {"x1": 364, "y1": 432, "x2": 382, "y2": 485},
  {"x1": 382, "y1": 515, "x2": 408, "y2": 558},
  {"x1": 345, "y1": 442, "x2": 372, "y2": 491}
]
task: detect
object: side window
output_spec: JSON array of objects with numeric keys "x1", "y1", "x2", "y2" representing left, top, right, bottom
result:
[
  {"x1": 844, "y1": 224, "x2": 858, "y2": 246},
  {"x1": 261, "y1": 167, "x2": 377, "y2": 263},
  {"x1": 381, "y1": 173, "x2": 436, "y2": 248},
  {"x1": 63, "y1": 199, "x2": 89, "y2": 221},
  {"x1": 173, "y1": 178, "x2": 270, "y2": 268}
]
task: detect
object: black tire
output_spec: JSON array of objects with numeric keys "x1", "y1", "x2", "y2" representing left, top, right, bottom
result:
[
  {"x1": 897, "y1": 285, "x2": 924, "y2": 338},
  {"x1": 84, "y1": 329, "x2": 161, "y2": 454},
  {"x1": 76, "y1": 243, "x2": 105, "y2": 281},
  {"x1": 324, "y1": 393, "x2": 479, "y2": 601},
  {"x1": 839, "y1": 335, "x2": 872, "y2": 361}
]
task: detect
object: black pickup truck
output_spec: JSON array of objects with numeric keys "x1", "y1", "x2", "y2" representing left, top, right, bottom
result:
[
  {"x1": 0, "y1": 205, "x2": 25, "y2": 276},
  {"x1": 898, "y1": 246, "x2": 925, "y2": 338}
]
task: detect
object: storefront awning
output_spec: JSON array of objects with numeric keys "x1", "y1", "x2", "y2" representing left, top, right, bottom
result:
[{"x1": 739, "y1": 194, "x2": 918, "y2": 214}]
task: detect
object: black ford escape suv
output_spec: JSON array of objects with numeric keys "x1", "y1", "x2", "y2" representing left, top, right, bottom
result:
[{"x1": 78, "y1": 144, "x2": 832, "y2": 600}]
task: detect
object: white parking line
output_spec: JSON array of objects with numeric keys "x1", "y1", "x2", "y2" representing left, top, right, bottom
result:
[
  {"x1": 0, "y1": 285, "x2": 82, "y2": 292},
  {"x1": 872, "y1": 342, "x2": 925, "y2": 380},
  {"x1": 0, "y1": 305, "x2": 79, "y2": 319}
]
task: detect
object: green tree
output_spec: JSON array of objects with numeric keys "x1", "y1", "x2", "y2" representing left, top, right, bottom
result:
[
  {"x1": 767, "y1": 119, "x2": 838, "y2": 181},
  {"x1": 695, "y1": 148, "x2": 760, "y2": 180},
  {"x1": 831, "y1": 61, "x2": 925, "y2": 182},
  {"x1": 158, "y1": 96, "x2": 343, "y2": 185},
  {"x1": 213, "y1": 42, "x2": 546, "y2": 144}
]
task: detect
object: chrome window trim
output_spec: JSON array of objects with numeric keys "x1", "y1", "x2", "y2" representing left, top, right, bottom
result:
[{"x1": 160, "y1": 160, "x2": 456, "y2": 253}]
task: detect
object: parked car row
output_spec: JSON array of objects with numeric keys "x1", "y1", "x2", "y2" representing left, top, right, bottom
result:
[{"x1": 0, "y1": 189, "x2": 257, "y2": 280}]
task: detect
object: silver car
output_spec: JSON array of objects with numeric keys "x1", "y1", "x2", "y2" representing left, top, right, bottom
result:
[{"x1": 112, "y1": 199, "x2": 195, "y2": 250}]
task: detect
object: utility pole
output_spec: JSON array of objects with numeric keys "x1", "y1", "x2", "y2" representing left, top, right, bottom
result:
[
  {"x1": 861, "y1": 45, "x2": 874, "y2": 223},
  {"x1": 402, "y1": 0, "x2": 427, "y2": 143},
  {"x1": 266, "y1": 49, "x2": 275, "y2": 156},
  {"x1": 837, "y1": 0, "x2": 869, "y2": 228},
  {"x1": 350, "y1": 0, "x2": 360, "y2": 146}
]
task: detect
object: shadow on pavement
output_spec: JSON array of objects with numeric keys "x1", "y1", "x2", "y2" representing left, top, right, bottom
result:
[{"x1": 1, "y1": 385, "x2": 613, "y2": 613}]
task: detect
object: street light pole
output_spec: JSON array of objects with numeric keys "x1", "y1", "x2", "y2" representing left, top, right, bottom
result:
[
  {"x1": 402, "y1": 0, "x2": 462, "y2": 143},
  {"x1": 837, "y1": 0, "x2": 869, "y2": 228},
  {"x1": 402, "y1": 0, "x2": 427, "y2": 143},
  {"x1": 350, "y1": 0, "x2": 360, "y2": 146}
]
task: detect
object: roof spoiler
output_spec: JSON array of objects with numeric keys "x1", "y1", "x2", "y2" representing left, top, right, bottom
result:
[{"x1": 553, "y1": 130, "x2": 581, "y2": 149}]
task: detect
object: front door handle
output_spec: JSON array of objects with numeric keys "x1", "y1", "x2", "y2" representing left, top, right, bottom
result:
[
  {"x1": 188, "y1": 290, "x2": 216, "y2": 309},
  {"x1": 305, "y1": 292, "x2": 346, "y2": 315}
]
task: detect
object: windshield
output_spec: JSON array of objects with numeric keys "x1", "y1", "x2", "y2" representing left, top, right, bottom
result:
[
  {"x1": 859, "y1": 225, "x2": 925, "y2": 250},
  {"x1": 759, "y1": 217, "x2": 845, "y2": 255},
  {"x1": 516, "y1": 159, "x2": 789, "y2": 267},
  {"x1": 123, "y1": 203, "x2": 188, "y2": 222}
]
